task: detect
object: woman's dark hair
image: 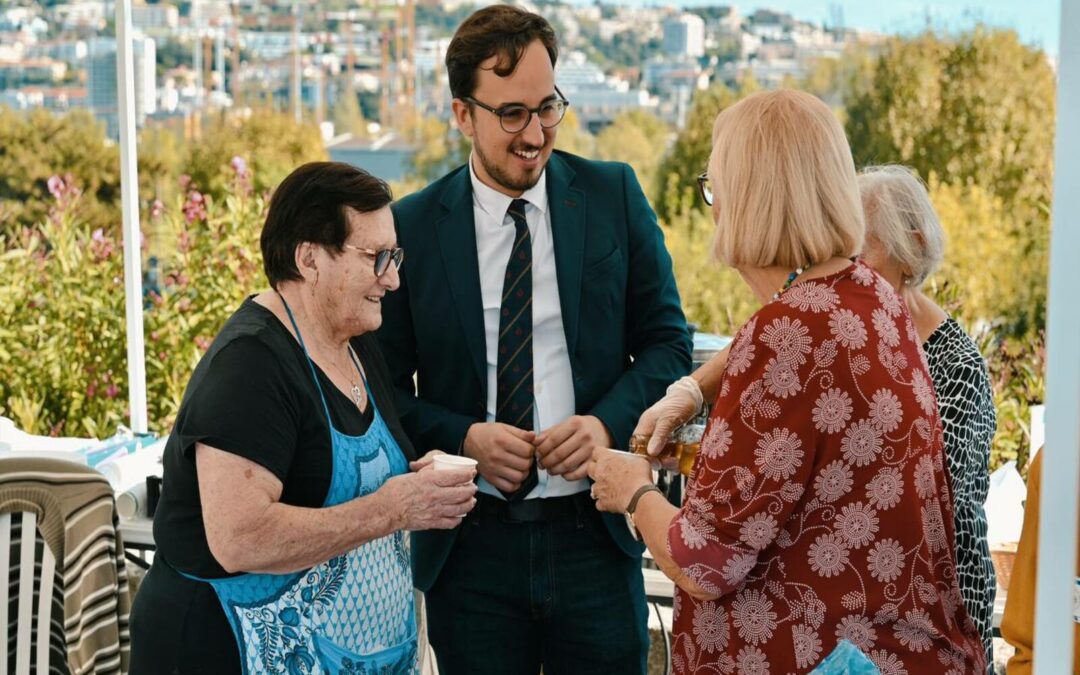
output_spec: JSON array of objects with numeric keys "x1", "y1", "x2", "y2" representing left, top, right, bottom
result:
[
  {"x1": 261, "y1": 161, "x2": 392, "y2": 287},
  {"x1": 445, "y1": 5, "x2": 558, "y2": 101}
]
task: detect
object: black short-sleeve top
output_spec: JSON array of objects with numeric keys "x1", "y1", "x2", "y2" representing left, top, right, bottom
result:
[{"x1": 152, "y1": 296, "x2": 416, "y2": 579}]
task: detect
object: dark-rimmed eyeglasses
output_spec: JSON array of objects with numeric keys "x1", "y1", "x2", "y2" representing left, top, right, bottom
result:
[
  {"x1": 463, "y1": 86, "x2": 570, "y2": 134},
  {"x1": 342, "y1": 245, "x2": 404, "y2": 277},
  {"x1": 697, "y1": 172, "x2": 713, "y2": 206}
]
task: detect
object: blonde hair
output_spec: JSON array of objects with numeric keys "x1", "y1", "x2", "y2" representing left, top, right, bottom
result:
[
  {"x1": 857, "y1": 165, "x2": 945, "y2": 287},
  {"x1": 708, "y1": 89, "x2": 864, "y2": 269}
]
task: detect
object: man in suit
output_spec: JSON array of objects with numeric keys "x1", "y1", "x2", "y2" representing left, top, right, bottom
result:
[{"x1": 377, "y1": 6, "x2": 692, "y2": 674}]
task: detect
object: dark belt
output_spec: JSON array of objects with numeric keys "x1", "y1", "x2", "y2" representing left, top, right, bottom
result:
[{"x1": 472, "y1": 491, "x2": 594, "y2": 523}]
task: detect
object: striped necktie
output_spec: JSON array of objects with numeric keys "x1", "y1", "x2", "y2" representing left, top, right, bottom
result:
[{"x1": 496, "y1": 198, "x2": 537, "y2": 501}]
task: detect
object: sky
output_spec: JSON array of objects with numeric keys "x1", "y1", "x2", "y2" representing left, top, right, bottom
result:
[{"x1": 592, "y1": 1, "x2": 1062, "y2": 54}]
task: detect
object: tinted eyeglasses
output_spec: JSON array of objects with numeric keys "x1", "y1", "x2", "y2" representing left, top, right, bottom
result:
[
  {"x1": 463, "y1": 86, "x2": 570, "y2": 134},
  {"x1": 697, "y1": 172, "x2": 713, "y2": 206},
  {"x1": 342, "y1": 245, "x2": 405, "y2": 277}
]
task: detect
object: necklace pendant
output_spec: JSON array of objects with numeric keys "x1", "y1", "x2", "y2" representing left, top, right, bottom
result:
[{"x1": 350, "y1": 384, "x2": 363, "y2": 406}]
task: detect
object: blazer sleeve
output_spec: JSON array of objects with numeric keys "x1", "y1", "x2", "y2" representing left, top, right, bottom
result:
[
  {"x1": 376, "y1": 223, "x2": 480, "y2": 455},
  {"x1": 587, "y1": 164, "x2": 693, "y2": 446}
]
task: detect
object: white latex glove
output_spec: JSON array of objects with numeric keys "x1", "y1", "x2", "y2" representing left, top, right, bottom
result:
[{"x1": 632, "y1": 376, "x2": 704, "y2": 457}]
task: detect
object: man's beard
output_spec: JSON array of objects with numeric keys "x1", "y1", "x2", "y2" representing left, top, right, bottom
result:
[{"x1": 474, "y1": 141, "x2": 545, "y2": 193}]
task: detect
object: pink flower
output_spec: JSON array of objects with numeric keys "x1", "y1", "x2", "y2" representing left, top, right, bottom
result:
[
  {"x1": 105, "y1": 384, "x2": 118, "y2": 399},
  {"x1": 231, "y1": 156, "x2": 248, "y2": 175},
  {"x1": 47, "y1": 175, "x2": 65, "y2": 199},
  {"x1": 150, "y1": 199, "x2": 165, "y2": 219},
  {"x1": 92, "y1": 228, "x2": 106, "y2": 243},
  {"x1": 178, "y1": 174, "x2": 192, "y2": 191}
]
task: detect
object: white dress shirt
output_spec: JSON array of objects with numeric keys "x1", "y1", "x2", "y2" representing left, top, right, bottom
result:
[{"x1": 469, "y1": 157, "x2": 586, "y2": 500}]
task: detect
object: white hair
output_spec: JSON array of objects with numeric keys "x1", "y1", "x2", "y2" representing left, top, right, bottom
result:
[{"x1": 857, "y1": 165, "x2": 946, "y2": 287}]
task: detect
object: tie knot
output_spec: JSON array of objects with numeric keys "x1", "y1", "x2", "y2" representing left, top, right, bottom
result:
[{"x1": 507, "y1": 199, "x2": 529, "y2": 228}]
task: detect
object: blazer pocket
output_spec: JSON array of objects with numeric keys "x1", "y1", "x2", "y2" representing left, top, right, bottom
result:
[{"x1": 582, "y1": 247, "x2": 623, "y2": 282}]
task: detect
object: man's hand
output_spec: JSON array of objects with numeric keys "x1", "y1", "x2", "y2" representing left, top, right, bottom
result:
[
  {"x1": 462, "y1": 422, "x2": 537, "y2": 493},
  {"x1": 535, "y1": 415, "x2": 613, "y2": 481}
]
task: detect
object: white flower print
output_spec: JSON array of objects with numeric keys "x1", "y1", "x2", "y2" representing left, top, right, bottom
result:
[
  {"x1": 691, "y1": 601, "x2": 730, "y2": 653},
  {"x1": 872, "y1": 308, "x2": 901, "y2": 347},
  {"x1": 852, "y1": 262, "x2": 876, "y2": 286},
  {"x1": 808, "y1": 533, "x2": 850, "y2": 578},
  {"x1": 813, "y1": 387, "x2": 854, "y2": 434},
  {"x1": 780, "y1": 481, "x2": 804, "y2": 503},
  {"x1": 835, "y1": 614, "x2": 878, "y2": 651},
  {"x1": 735, "y1": 645, "x2": 770, "y2": 675},
  {"x1": 677, "y1": 513, "x2": 709, "y2": 550},
  {"x1": 867, "y1": 538, "x2": 906, "y2": 583},
  {"x1": 841, "y1": 420, "x2": 884, "y2": 467},
  {"x1": 721, "y1": 553, "x2": 758, "y2": 586},
  {"x1": 739, "y1": 513, "x2": 780, "y2": 551},
  {"x1": 804, "y1": 591, "x2": 826, "y2": 629},
  {"x1": 868, "y1": 388, "x2": 903, "y2": 433},
  {"x1": 760, "y1": 315, "x2": 813, "y2": 366},
  {"x1": 814, "y1": 339, "x2": 838, "y2": 367},
  {"x1": 792, "y1": 624, "x2": 824, "y2": 669},
  {"x1": 894, "y1": 608, "x2": 937, "y2": 653},
  {"x1": 834, "y1": 501, "x2": 880, "y2": 549},
  {"x1": 922, "y1": 500, "x2": 947, "y2": 552},
  {"x1": 763, "y1": 358, "x2": 801, "y2": 398},
  {"x1": 754, "y1": 428, "x2": 803, "y2": 482},
  {"x1": 911, "y1": 369, "x2": 937, "y2": 415},
  {"x1": 867, "y1": 466, "x2": 904, "y2": 510},
  {"x1": 876, "y1": 340, "x2": 908, "y2": 378},
  {"x1": 914, "y1": 454, "x2": 936, "y2": 499},
  {"x1": 702, "y1": 418, "x2": 733, "y2": 459},
  {"x1": 814, "y1": 460, "x2": 854, "y2": 503},
  {"x1": 782, "y1": 282, "x2": 841, "y2": 313},
  {"x1": 727, "y1": 319, "x2": 757, "y2": 375},
  {"x1": 876, "y1": 276, "x2": 904, "y2": 316},
  {"x1": 731, "y1": 588, "x2": 778, "y2": 645},
  {"x1": 740, "y1": 380, "x2": 765, "y2": 412},
  {"x1": 829, "y1": 308, "x2": 868, "y2": 349},
  {"x1": 870, "y1": 649, "x2": 909, "y2": 675}
]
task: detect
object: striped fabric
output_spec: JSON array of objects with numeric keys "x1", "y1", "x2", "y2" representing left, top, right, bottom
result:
[
  {"x1": 3, "y1": 512, "x2": 68, "y2": 675},
  {"x1": 496, "y1": 198, "x2": 537, "y2": 501},
  {"x1": 0, "y1": 459, "x2": 130, "y2": 675}
]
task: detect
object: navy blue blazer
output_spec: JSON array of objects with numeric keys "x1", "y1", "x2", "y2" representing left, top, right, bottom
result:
[{"x1": 377, "y1": 150, "x2": 692, "y2": 592}]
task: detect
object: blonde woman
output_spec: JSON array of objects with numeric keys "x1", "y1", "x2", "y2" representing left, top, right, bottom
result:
[
  {"x1": 859, "y1": 165, "x2": 997, "y2": 665},
  {"x1": 589, "y1": 91, "x2": 986, "y2": 673}
]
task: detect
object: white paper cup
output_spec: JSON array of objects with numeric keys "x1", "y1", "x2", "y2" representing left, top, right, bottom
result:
[{"x1": 432, "y1": 454, "x2": 479, "y2": 471}]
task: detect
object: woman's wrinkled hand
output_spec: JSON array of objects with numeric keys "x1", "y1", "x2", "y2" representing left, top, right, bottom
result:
[
  {"x1": 587, "y1": 447, "x2": 654, "y2": 514},
  {"x1": 632, "y1": 376, "x2": 703, "y2": 469},
  {"x1": 382, "y1": 466, "x2": 477, "y2": 531}
]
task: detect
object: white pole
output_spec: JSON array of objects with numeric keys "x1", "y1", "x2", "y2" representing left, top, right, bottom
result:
[
  {"x1": 1033, "y1": 0, "x2": 1080, "y2": 671},
  {"x1": 115, "y1": 0, "x2": 149, "y2": 434}
]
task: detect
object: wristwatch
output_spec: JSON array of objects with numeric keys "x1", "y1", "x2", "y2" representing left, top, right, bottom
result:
[{"x1": 624, "y1": 484, "x2": 663, "y2": 540}]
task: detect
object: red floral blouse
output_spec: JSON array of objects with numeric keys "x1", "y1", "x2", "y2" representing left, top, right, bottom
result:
[{"x1": 667, "y1": 262, "x2": 986, "y2": 674}]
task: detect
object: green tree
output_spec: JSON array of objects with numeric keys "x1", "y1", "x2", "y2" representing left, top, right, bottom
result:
[
  {"x1": 594, "y1": 110, "x2": 670, "y2": 201},
  {"x1": 183, "y1": 110, "x2": 328, "y2": 198},
  {"x1": 553, "y1": 107, "x2": 594, "y2": 157},
  {"x1": 653, "y1": 77, "x2": 760, "y2": 225},
  {"x1": 0, "y1": 107, "x2": 120, "y2": 237},
  {"x1": 331, "y1": 90, "x2": 369, "y2": 139}
]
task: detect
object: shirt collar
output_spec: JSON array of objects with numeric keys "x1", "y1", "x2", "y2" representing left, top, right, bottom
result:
[{"x1": 469, "y1": 153, "x2": 549, "y2": 224}]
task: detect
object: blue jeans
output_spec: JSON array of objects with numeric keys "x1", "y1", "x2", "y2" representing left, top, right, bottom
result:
[{"x1": 424, "y1": 502, "x2": 648, "y2": 675}]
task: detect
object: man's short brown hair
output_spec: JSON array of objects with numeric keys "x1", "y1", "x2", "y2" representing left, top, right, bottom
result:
[{"x1": 445, "y1": 5, "x2": 558, "y2": 100}]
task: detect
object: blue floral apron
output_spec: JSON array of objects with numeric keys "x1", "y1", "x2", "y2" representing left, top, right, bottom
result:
[{"x1": 182, "y1": 296, "x2": 418, "y2": 675}]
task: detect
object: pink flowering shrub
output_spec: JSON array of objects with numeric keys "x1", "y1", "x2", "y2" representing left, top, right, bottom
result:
[{"x1": 0, "y1": 168, "x2": 266, "y2": 436}]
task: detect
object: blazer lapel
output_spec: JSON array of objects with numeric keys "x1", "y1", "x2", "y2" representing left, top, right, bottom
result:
[
  {"x1": 546, "y1": 154, "x2": 586, "y2": 357},
  {"x1": 436, "y1": 171, "x2": 487, "y2": 390}
]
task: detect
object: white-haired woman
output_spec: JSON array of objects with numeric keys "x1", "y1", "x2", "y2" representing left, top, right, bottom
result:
[
  {"x1": 588, "y1": 91, "x2": 986, "y2": 674},
  {"x1": 859, "y1": 165, "x2": 997, "y2": 665}
]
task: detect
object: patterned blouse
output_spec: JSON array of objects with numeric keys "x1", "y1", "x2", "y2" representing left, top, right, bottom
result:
[
  {"x1": 924, "y1": 317, "x2": 997, "y2": 663},
  {"x1": 667, "y1": 262, "x2": 986, "y2": 674}
]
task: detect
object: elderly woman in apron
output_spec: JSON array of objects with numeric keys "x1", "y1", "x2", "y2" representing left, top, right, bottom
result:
[{"x1": 129, "y1": 162, "x2": 478, "y2": 674}]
